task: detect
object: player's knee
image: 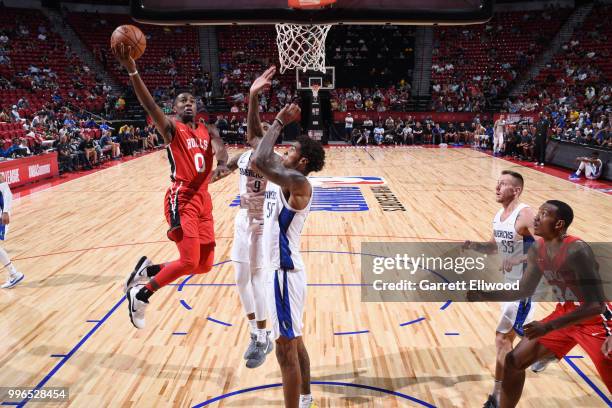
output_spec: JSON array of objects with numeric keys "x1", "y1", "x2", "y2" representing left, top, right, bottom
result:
[
  {"x1": 275, "y1": 339, "x2": 297, "y2": 366},
  {"x1": 496, "y1": 332, "x2": 513, "y2": 350},
  {"x1": 179, "y1": 257, "x2": 199, "y2": 272},
  {"x1": 504, "y1": 349, "x2": 527, "y2": 371}
]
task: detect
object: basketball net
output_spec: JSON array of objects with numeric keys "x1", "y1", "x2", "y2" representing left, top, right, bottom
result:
[{"x1": 275, "y1": 23, "x2": 332, "y2": 74}]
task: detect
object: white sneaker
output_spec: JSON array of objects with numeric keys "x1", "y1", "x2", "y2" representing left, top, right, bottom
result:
[
  {"x1": 127, "y1": 285, "x2": 148, "y2": 329},
  {"x1": 530, "y1": 356, "x2": 556, "y2": 373},
  {"x1": 124, "y1": 256, "x2": 151, "y2": 293},
  {"x1": 299, "y1": 396, "x2": 317, "y2": 408},
  {"x1": 1, "y1": 272, "x2": 24, "y2": 289}
]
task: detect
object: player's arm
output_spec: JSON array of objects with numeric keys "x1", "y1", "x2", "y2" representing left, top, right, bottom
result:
[
  {"x1": 468, "y1": 244, "x2": 543, "y2": 302},
  {"x1": 112, "y1": 43, "x2": 175, "y2": 144},
  {"x1": 502, "y1": 206, "x2": 537, "y2": 271},
  {"x1": 252, "y1": 104, "x2": 311, "y2": 207},
  {"x1": 524, "y1": 241, "x2": 608, "y2": 339},
  {"x1": 0, "y1": 174, "x2": 12, "y2": 225},
  {"x1": 463, "y1": 233, "x2": 498, "y2": 254},
  {"x1": 210, "y1": 153, "x2": 240, "y2": 183},
  {"x1": 247, "y1": 66, "x2": 276, "y2": 146},
  {"x1": 207, "y1": 124, "x2": 230, "y2": 180}
]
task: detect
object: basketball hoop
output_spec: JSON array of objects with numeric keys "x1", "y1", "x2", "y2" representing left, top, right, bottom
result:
[
  {"x1": 276, "y1": 0, "x2": 336, "y2": 73},
  {"x1": 310, "y1": 84, "x2": 321, "y2": 99}
]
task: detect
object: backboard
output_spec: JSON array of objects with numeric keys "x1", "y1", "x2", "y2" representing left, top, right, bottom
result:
[
  {"x1": 297, "y1": 67, "x2": 335, "y2": 91},
  {"x1": 131, "y1": 0, "x2": 494, "y2": 25}
]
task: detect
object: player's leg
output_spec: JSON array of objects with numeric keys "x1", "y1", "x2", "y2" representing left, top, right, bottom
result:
[
  {"x1": 246, "y1": 222, "x2": 273, "y2": 367},
  {"x1": 500, "y1": 336, "x2": 558, "y2": 408},
  {"x1": 487, "y1": 301, "x2": 519, "y2": 407},
  {"x1": 0, "y1": 244, "x2": 23, "y2": 289},
  {"x1": 268, "y1": 268, "x2": 311, "y2": 408},
  {"x1": 276, "y1": 337, "x2": 301, "y2": 408},
  {"x1": 573, "y1": 327, "x2": 612, "y2": 393},
  {"x1": 126, "y1": 235, "x2": 200, "y2": 329},
  {"x1": 232, "y1": 213, "x2": 261, "y2": 361},
  {"x1": 297, "y1": 337, "x2": 314, "y2": 408}
]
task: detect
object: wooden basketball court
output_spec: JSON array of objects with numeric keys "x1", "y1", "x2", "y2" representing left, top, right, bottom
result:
[{"x1": 1, "y1": 146, "x2": 610, "y2": 407}]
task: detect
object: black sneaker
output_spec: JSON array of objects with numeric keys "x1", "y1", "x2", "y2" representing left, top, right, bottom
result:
[{"x1": 483, "y1": 394, "x2": 498, "y2": 408}]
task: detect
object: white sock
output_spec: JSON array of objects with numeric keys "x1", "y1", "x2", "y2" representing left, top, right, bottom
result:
[
  {"x1": 248, "y1": 319, "x2": 257, "y2": 334},
  {"x1": 493, "y1": 380, "x2": 502, "y2": 403},
  {"x1": 300, "y1": 394, "x2": 313, "y2": 405},
  {"x1": 0, "y1": 247, "x2": 17, "y2": 275},
  {"x1": 256, "y1": 328, "x2": 267, "y2": 343}
]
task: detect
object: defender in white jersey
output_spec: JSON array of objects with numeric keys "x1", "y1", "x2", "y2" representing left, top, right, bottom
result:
[
  {"x1": 0, "y1": 174, "x2": 23, "y2": 289},
  {"x1": 464, "y1": 170, "x2": 549, "y2": 408},
  {"x1": 212, "y1": 67, "x2": 276, "y2": 369},
  {"x1": 252, "y1": 96, "x2": 325, "y2": 408}
]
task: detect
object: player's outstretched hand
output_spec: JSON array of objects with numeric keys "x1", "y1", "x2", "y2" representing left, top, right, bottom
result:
[
  {"x1": 523, "y1": 321, "x2": 551, "y2": 339},
  {"x1": 276, "y1": 104, "x2": 301, "y2": 126},
  {"x1": 211, "y1": 164, "x2": 231, "y2": 183},
  {"x1": 112, "y1": 42, "x2": 136, "y2": 74},
  {"x1": 602, "y1": 336, "x2": 612, "y2": 359},
  {"x1": 250, "y1": 66, "x2": 276, "y2": 96}
]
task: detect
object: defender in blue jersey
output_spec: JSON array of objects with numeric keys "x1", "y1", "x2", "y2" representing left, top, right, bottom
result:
[{"x1": 252, "y1": 101, "x2": 325, "y2": 408}]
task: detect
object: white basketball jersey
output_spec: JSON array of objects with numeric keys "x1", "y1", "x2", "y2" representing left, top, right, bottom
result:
[
  {"x1": 493, "y1": 203, "x2": 529, "y2": 283},
  {"x1": 263, "y1": 180, "x2": 313, "y2": 271},
  {"x1": 237, "y1": 150, "x2": 267, "y2": 219}
]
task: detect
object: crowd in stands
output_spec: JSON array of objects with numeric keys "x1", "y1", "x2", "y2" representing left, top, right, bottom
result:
[
  {"x1": 430, "y1": 6, "x2": 571, "y2": 112},
  {"x1": 0, "y1": 104, "x2": 163, "y2": 174}
]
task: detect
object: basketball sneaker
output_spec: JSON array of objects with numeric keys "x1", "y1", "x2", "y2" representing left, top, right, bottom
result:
[
  {"x1": 483, "y1": 394, "x2": 498, "y2": 408},
  {"x1": 243, "y1": 333, "x2": 257, "y2": 360},
  {"x1": 124, "y1": 256, "x2": 151, "y2": 293},
  {"x1": 299, "y1": 395, "x2": 317, "y2": 408},
  {"x1": 246, "y1": 333, "x2": 273, "y2": 369},
  {"x1": 530, "y1": 356, "x2": 556, "y2": 373},
  {"x1": 1, "y1": 271, "x2": 24, "y2": 289},
  {"x1": 127, "y1": 284, "x2": 148, "y2": 329},
  {"x1": 568, "y1": 173, "x2": 581, "y2": 181}
]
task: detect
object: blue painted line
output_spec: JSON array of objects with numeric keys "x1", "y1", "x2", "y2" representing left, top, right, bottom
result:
[
  {"x1": 50, "y1": 354, "x2": 66, "y2": 358},
  {"x1": 86, "y1": 319, "x2": 100, "y2": 323},
  {"x1": 180, "y1": 299, "x2": 192, "y2": 310},
  {"x1": 207, "y1": 317, "x2": 232, "y2": 327},
  {"x1": 334, "y1": 330, "x2": 370, "y2": 336},
  {"x1": 15, "y1": 296, "x2": 126, "y2": 406},
  {"x1": 172, "y1": 332, "x2": 188, "y2": 336},
  {"x1": 191, "y1": 381, "x2": 436, "y2": 408},
  {"x1": 400, "y1": 317, "x2": 426, "y2": 327},
  {"x1": 177, "y1": 260, "x2": 232, "y2": 292},
  {"x1": 440, "y1": 300, "x2": 452, "y2": 311},
  {"x1": 564, "y1": 356, "x2": 612, "y2": 406},
  {"x1": 444, "y1": 333, "x2": 460, "y2": 336},
  {"x1": 1, "y1": 403, "x2": 20, "y2": 406}
]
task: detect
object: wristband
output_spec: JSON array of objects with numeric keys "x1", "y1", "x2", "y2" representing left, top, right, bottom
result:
[
  {"x1": 274, "y1": 118, "x2": 284, "y2": 127},
  {"x1": 128, "y1": 70, "x2": 139, "y2": 77}
]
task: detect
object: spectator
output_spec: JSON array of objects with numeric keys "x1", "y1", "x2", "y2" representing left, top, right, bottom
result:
[
  {"x1": 344, "y1": 113, "x2": 354, "y2": 141},
  {"x1": 517, "y1": 128, "x2": 535, "y2": 161},
  {"x1": 569, "y1": 151, "x2": 603, "y2": 180},
  {"x1": 79, "y1": 133, "x2": 97, "y2": 168}
]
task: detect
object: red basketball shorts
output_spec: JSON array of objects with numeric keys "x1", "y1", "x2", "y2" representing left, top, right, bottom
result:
[
  {"x1": 164, "y1": 184, "x2": 215, "y2": 245},
  {"x1": 537, "y1": 305, "x2": 612, "y2": 392}
]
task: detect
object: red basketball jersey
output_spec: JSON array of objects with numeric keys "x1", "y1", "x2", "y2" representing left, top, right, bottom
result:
[
  {"x1": 536, "y1": 235, "x2": 612, "y2": 327},
  {"x1": 166, "y1": 121, "x2": 214, "y2": 190}
]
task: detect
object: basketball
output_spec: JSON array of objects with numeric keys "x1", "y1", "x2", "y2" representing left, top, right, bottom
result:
[{"x1": 110, "y1": 25, "x2": 146, "y2": 60}]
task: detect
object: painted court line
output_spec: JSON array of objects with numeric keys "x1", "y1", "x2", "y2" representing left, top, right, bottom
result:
[
  {"x1": 399, "y1": 317, "x2": 426, "y2": 327},
  {"x1": 206, "y1": 317, "x2": 232, "y2": 327},
  {"x1": 334, "y1": 330, "x2": 370, "y2": 336}
]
